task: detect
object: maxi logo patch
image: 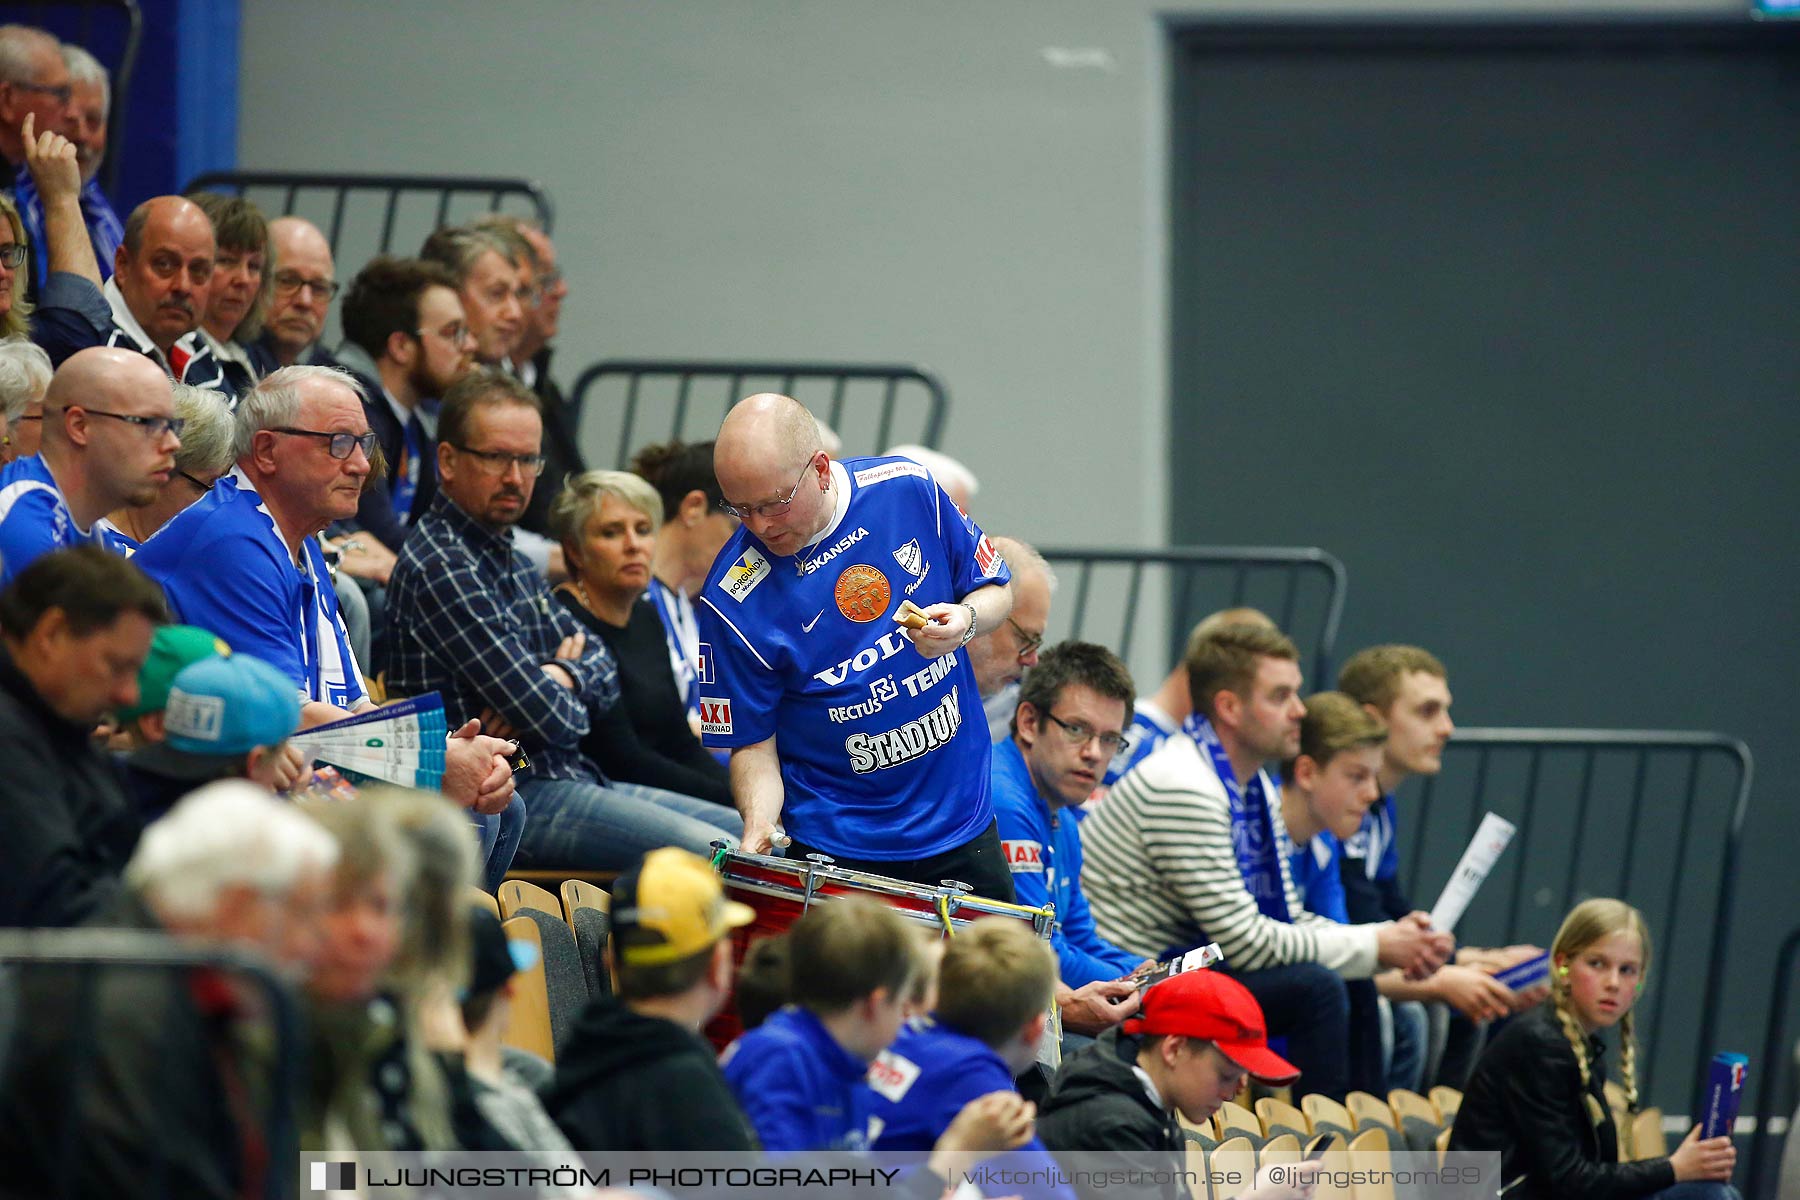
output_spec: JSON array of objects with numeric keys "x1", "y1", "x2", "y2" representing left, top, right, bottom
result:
[
  {"x1": 974, "y1": 533, "x2": 1001, "y2": 578},
  {"x1": 699, "y1": 697, "x2": 733, "y2": 735},
  {"x1": 835, "y1": 564, "x2": 891, "y2": 623},
  {"x1": 892, "y1": 539, "x2": 923, "y2": 577},
  {"x1": 1002, "y1": 839, "x2": 1045, "y2": 874},
  {"x1": 844, "y1": 687, "x2": 963, "y2": 773},
  {"x1": 695, "y1": 642, "x2": 715, "y2": 685},
  {"x1": 866, "y1": 1050, "x2": 922, "y2": 1102},
  {"x1": 720, "y1": 547, "x2": 770, "y2": 602}
]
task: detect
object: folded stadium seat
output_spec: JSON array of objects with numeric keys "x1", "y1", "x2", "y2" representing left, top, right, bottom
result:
[
  {"x1": 1208, "y1": 1135, "x2": 1258, "y2": 1200},
  {"x1": 1178, "y1": 1110, "x2": 1220, "y2": 1151},
  {"x1": 498, "y1": 878, "x2": 562, "y2": 920},
  {"x1": 468, "y1": 886, "x2": 501, "y2": 920},
  {"x1": 500, "y1": 915, "x2": 555, "y2": 1062},
  {"x1": 1312, "y1": 1139, "x2": 1353, "y2": 1200},
  {"x1": 1302, "y1": 1094, "x2": 1358, "y2": 1145},
  {"x1": 1628, "y1": 1107, "x2": 1667, "y2": 1161},
  {"x1": 1347, "y1": 1125, "x2": 1396, "y2": 1200},
  {"x1": 504, "y1": 903, "x2": 588, "y2": 1053},
  {"x1": 1260, "y1": 1132, "x2": 1300, "y2": 1157},
  {"x1": 1255, "y1": 1095, "x2": 1312, "y2": 1143},
  {"x1": 1434, "y1": 1126, "x2": 1451, "y2": 1167},
  {"x1": 1386, "y1": 1088, "x2": 1441, "y2": 1128},
  {"x1": 1181, "y1": 1123, "x2": 1214, "y2": 1200},
  {"x1": 1428, "y1": 1085, "x2": 1462, "y2": 1123},
  {"x1": 560, "y1": 879, "x2": 614, "y2": 999},
  {"x1": 1217, "y1": 1098, "x2": 1265, "y2": 1148},
  {"x1": 1345, "y1": 1090, "x2": 1398, "y2": 1135}
]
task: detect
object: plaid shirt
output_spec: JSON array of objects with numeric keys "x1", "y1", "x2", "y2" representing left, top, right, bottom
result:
[{"x1": 384, "y1": 492, "x2": 619, "y2": 782}]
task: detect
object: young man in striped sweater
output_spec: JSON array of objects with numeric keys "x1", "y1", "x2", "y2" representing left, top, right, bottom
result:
[{"x1": 1080, "y1": 621, "x2": 1451, "y2": 1099}]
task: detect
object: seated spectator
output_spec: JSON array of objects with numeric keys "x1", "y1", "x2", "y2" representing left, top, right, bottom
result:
[
  {"x1": 0, "y1": 334, "x2": 50, "y2": 460},
  {"x1": 100, "y1": 381, "x2": 235, "y2": 550},
  {"x1": 0, "y1": 193, "x2": 30, "y2": 337},
  {"x1": 861, "y1": 918, "x2": 1062, "y2": 1170},
  {"x1": 1081, "y1": 622, "x2": 1449, "y2": 1099},
  {"x1": 1103, "y1": 606, "x2": 1276, "y2": 790},
  {"x1": 258, "y1": 216, "x2": 340, "y2": 369},
  {"x1": 130, "y1": 366, "x2": 521, "y2": 880},
  {"x1": 548, "y1": 469, "x2": 732, "y2": 806},
  {"x1": 0, "y1": 547, "x2": 165, "y2": 927},
  {"x1": 1337, "y1": 644, "x2": 1543, "y2": 1088},
  {"x1": 384, "y1": 368, "x2": 735, "y2": 872},
  {"x1": 723, "y1": 897, "x2": 922, "y2": 1151},
  {"x1": 991, "y1": 640, "x2": 1148, "y2": 1040},
  {"x1": 421, "y1": 225, "x2": 525, "y2": 372},
  {"x1": 1451, "y1": 898, "x2": 1740, "y2": 1200},
  {"x1": 0, "y1": 346, "x2": 176, "y2": 579},
  {"x1": 334, "y1": 255, "x2": 473, "y2": 554},
  {"x1": 1036, "y1": 969, "x2": 1314, "y2": 1200},
  {"x1": 0, "y1": 779, "x2": 338, "y2": 1197},
  {"x1": 120, "y1": 649, "x2": 302, "y2": 820},
  {"x1": 542, "y1": 846, "x2": 759, "y2": 1150},
  {"x1": 186, "y1": 191, "x2": 275, "y2": 395},
  {"x1": 110, "y1": 622, "x2": 228, "y2": 749},
  {"x1": 971, "y1": 535, "x2": 1053, "y2": 741},
  {"x1": 12, "y1": 42, "x2": 121, "y2": 288},
  {"x1": 630, "y1": 438, "x2": 737, "y2": 733}
]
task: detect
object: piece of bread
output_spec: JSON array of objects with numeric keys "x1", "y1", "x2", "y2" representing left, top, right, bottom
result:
[{"x1": 894, "y1": 598, "x2": 931, "y2": 631}]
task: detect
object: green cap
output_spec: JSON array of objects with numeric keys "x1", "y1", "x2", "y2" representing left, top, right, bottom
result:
[{"x1": 117, "y1": 625, "x2": 230, "y2": 722}]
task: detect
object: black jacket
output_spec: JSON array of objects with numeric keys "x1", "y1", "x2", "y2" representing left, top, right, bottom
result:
[
  {"x1": 1450, "y1": 1004, "x2": 1676, "y2": 1200},
  {"x1": 1037, "y1": 1030, "x2": 1185, "y2": 1200},
  {"x1": 540, "y1": 994, "x2": 756, "y2": 1151},
  {"x1": 0, "y1": 645, "x2": 137, "y2": 927},
  {"x1": 517, "y1": 346, "x2": 587, "y2": 537}
]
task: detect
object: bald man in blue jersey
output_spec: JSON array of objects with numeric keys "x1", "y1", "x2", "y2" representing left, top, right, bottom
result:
[{"x1": 696, "y1": 394, "x2": 1016, "y2": 900}]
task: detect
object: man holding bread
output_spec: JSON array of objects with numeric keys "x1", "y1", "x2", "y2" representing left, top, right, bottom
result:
[{"x1": 695, "y1": 394, "x2": 1016, "y2": 900}]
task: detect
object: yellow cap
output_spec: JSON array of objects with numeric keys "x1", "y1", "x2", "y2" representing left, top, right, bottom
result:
[{"x1": 613, "y1": 847, "x2": 755, "y2": 965}]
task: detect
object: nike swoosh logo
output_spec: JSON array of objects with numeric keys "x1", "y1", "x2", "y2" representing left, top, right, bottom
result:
[{"x1": 802, "y1": 610, "x2": 825, "y2": 632}]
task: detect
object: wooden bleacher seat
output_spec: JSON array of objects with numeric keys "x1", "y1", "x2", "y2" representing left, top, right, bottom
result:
[
  {"x1": 1209, "y1": 1135, "x2": 1258, "y2": 1200},
  {"x1": 558, "y1": 878, "x2": 610, "y2": 926},
  {"x1": 1217, "y1": 1098, "x2": 1264, "y2": 1146},
  {"x1": 1388, "y1": 1087, "x2": 1441, "y2": 1127},
  {"x1": 1260, "y1": 1131, "x2": 1300, "y2": 1158},
  {"x1": 1255, "y1": 1095, "x2": 1311, "y2": 1142},
  {"x1": 1434, "y1": 1125, "x2": 1452, "y2": 1166},
  {"x1": 468, "y1": 886, "x2": 500, "y2": 919},
  {"x1": 500, "y1": 915, "x2": 554, "y2": 1062},
  {"x1": 1313, "y1": 1138, "x2": 1354, "y2": 1200},
  {"x1": 1345, "y1": 1090, "x2": 1397, "y2": 1134},
  {"x1": 1347, "y1": 1125, "x2": 1395, "y2": 1200},
  {"x1": 1629, "y1": 1107, "x2": 1667, "y2": 1161},
  {"x1": 498, "y1": 878, "x2": 561, "y2": 919},
  {"x1": 1429, "y1": 1085, "x2": 1462, "y2": 1122},
  {"x1": 560, "y1": 878, "x2": 614, "y2": 999},
  {"x1": 1303, "y1": 1093, "x2": 1357, "y2": 1143}
]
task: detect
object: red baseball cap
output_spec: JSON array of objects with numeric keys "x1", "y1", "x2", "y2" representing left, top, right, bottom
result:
[{"x1": 1123, "y1": 970, "x2": 1300, "y2": 1084}]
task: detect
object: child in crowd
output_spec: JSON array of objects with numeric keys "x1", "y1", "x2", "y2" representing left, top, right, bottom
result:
[
  {"x1": 734, "y1": 933, "x2": 791, "y2": 1031},
  {"x1": 1451, "y1": 898, "x2": 1740, "y2": 1200}
]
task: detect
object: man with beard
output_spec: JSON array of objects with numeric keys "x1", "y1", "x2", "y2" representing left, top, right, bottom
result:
[
  {"x1": 0, "y1": 347, "x2": 178, "y2": 580},
  {"x1": 334, "y1": 255, "x2": 474, "y2": 554}
]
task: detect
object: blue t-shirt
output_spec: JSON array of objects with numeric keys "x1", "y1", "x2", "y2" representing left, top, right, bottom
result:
[
  {"x1": 1101, "y1": 701, "x2": 1179, "y2": 788},
  {"x1": 721, "y1": 1005, "x2": 875, "y2": 1152},
  {"x1": 133, "y1": 471, "x2": 368, "y2": 709},
  {"x1": 0, "y1": 455, "x2": 104, "y2": 583},
  {"x1": 694, "y1": 457, "x2": 1011, "y2": 859},
  {"x1": 1277, "y1": 817, "x2": 1349, "y2": 925},
  {"x1": 1341, "y1": 793, "x2": 1401, "y2": 884},
  {"x1": 990, "y1": 737, "x2": 1140, "y2": 987}
]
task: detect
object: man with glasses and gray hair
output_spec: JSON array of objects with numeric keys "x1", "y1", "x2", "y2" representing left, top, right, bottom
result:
[
  {"x1": 0, "y1": 24, "x2": 71, "y2": 189},
  {"x1": 258, "y1": 215, "x2": 341, "y2": 370},
  {"x1": 0, "y1": 345, "x2": 178, "y2": 582},
  {"x1": 968, "y1": 533, "x2": 1053, "y2": 740},
  {"x1": 13, "y1": 41, "x2": 123, "y2": 288}
]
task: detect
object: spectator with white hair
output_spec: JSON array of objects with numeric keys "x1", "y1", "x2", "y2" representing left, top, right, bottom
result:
[
  {"x1": 886, "y1": 443, "x2": 980, "y2": 513},
  {"x1": 100, "y1": 382, "x2": 236, "y2": 550},
  {"x1": 12, "y1": 40, "x2": 123, "y2": 288},
  {"x1": 0, "y1": 333, "x2": 49, "y2": 460},
  {"x1": 968, "y1": 535, "x2": 1055, "y2": 741},
  {"x1": 0, "y1": 779, "x2": 339, "y2": 1197}
]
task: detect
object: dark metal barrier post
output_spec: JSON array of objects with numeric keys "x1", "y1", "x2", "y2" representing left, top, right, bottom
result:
[
  {"x1": 1397, "y1": 729, "x2": 1752, "y2": 1114},
  {"x1": 567, "y1": 359, "x2": 950, "y2": 469},
  {"x1": 1746, "y1": 926, "x2": 1800, "y2": 1199},
  {"x1": 0, "y1": 928, "x2": 304, "y2": 1200},
  {"x1": 1035, "y1": 544, "x2": 1347, "y2": 687}
]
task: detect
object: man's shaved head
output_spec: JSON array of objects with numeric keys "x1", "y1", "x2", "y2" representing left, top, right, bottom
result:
[
  {"x1": 718, "y1": 392, "x2": 821, "y2": 466},
  {"x1": 44, "y1": 347, "x2": 169, "y2": 429},
  {"x1": 713, "y1": 393, "x2": 833, "y2": 558}
]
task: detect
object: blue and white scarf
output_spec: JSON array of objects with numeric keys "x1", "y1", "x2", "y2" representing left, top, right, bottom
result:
[{"x1": 1183, "y1": 713, "x2": 1291, "y2": 923}]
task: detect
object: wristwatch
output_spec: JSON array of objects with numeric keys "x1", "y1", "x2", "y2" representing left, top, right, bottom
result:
[{"x1": 959, "y1": 602, "x2": 979, "y2": 646}]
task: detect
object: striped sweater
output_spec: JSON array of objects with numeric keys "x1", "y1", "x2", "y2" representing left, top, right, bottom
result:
[{"x1": 1080, "y1": 734, "x2": 1383, "y2": 976}]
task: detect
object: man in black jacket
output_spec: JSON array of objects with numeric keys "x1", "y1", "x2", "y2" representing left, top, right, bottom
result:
[
  {"x1": 0, "y1": 545, "x2": 166, "y2": 927},
  {"x1": 541, "y1": 846, "x2": 759, "y2": 1151}
]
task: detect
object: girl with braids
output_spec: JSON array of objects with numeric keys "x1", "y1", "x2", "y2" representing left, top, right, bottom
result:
[{"x1": 1450, "y1": 898, "x2": 1739, "y2": 1199}]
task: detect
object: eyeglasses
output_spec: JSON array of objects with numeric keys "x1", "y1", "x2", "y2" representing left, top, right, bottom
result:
[
  {"x1": 272, "y1": 270, "x2": 340, "y2": 301},
  {"x1": 719, "y1": 458, "x2": 815, "y2": 522},
  {"x1": 177, "y1": 470, "x2": 213, "y2": 493},
  {"x1": 271, "y1": 427, "x2": 376, "y2": 460},
  {"x1": 450, "y1": 444, "x2": 546, "y2": 475},
  {"x1": 0, "y1": 244, "x2": 26, "y2": 270},
  {"x1": 11, "y1": 81, "x2": 72, "y2": 105},
  {"x1": 1007, "y1": 617, "x2": 1044, "y2": 662},
  {"x1": 1042, "y1": 711, "x2": 1129, "y2": 753},
  {"x1": 62, "y1": 406, "x2": 185, "y2": 439},
  {"x1": 416, "y1": 322, "x2": 473, "y2": 347}
]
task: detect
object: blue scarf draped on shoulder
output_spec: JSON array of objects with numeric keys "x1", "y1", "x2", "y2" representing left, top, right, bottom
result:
[{"x1": 1183, "y1": 713, "x2": 1291, "y2": 923}]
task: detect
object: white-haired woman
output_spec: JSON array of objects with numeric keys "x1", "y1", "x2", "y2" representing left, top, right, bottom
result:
[
  {"x1": 100, "y1": 383, "x2": 238, "y2": 550},
  {"x1": 548, "y1": 469, "x2": 732, "y2": 807},
  {"x1": 0, "y1": 335, "x2": 51, "y2": 462}
]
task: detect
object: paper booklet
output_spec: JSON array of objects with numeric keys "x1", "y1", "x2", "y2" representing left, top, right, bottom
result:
[
  {"x1": 1137, "y1": 942, "x2": 1224, "y2": 990},
  {"x1": 289, "y1": 693, "x2": 448, "y2": 791},
  {"x1": 1428, "y1": 811, "x2": 1517, "y2": 933}
]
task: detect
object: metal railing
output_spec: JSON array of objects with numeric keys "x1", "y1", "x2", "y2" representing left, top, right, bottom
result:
[
  {"x1": 1746, "y1": 925, "x2": 1800, "y2": 1200},
  {"x1": 3, "y1": 0, "x2": 142, "y2": 198},
  {"x1": 567, "y1": 359, "x2": 950, "y2": 470},
  {"x1": 181, "y1": 170, "x2": 555, "y2": 265},
  {"x1": 1397, "y1": 729, "x2": 1753, "y2": 1113},
  {"x1": 0, "y1": 928, "x2": 303, "y2": 1200},
  {"x1": 1034, "y1": 544, "x2": 1348, "y2": 686}
]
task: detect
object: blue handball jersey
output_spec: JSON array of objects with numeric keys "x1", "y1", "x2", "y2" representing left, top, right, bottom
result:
[
  {"x1": 694, "y1": 457, "x2": 1011, "y2": 860},
  {"x1": 0, "y1": 455, "x2": 104, "y2": 583}
]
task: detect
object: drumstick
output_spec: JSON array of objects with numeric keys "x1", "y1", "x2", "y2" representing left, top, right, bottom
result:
[{"x1": 894, "y1": 599, "x2": 931, "y2": 631}]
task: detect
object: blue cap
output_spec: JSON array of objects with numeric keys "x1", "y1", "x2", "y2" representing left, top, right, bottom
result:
[{"x1": 163, "y1": 652, "x2": 302, "y2": 756}]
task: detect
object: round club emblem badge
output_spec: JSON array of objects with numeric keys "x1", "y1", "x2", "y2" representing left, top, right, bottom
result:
[{"x1": 835, "y1": 564, "x2": 891, "y2": 623}]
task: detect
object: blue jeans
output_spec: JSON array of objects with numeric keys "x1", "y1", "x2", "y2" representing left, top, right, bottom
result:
[
  {"x1": 1219, "y1": 961, "x2": 1349, "y2": 1101},
  {"x1": 1382, "y1": 996, "x2": 1429, "y2": 1093},
  {"x1": 512, "y1": 776, "x2": 739, "y2": 871},
  {"x1": 473, "y1": 799, "x2": 528, "y2": 893}
]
